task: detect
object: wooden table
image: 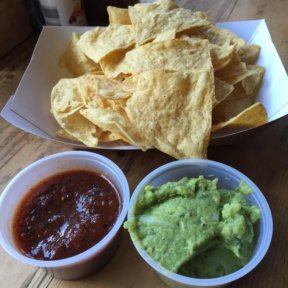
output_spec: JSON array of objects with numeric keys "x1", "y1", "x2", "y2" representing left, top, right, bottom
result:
[{"x1": 1, "y1": 0, "x2": 288, "y2": 287}]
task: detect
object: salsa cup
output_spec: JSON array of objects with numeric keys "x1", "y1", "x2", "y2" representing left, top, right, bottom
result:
[
  {"x1": 0, "y1": 151, "x2": 130, "y2": 280},
  {"x1": 127, "y1": 159, "x2": 273, "y2": 288}
]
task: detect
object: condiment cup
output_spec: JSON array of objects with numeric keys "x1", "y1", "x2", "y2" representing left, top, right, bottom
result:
[
  {"x1": 127, "y1": 159, "x2": 273, "y2": 288},
  {"x1": 0, "y1": 151, "x2": 130, "y2": 280}
]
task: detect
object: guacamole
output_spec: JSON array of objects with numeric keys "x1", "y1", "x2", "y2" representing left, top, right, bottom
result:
[{"x1": 124, "y1": 176, "x2": 261, "y2": 278}]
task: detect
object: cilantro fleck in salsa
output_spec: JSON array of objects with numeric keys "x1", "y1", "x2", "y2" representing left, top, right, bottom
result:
[{"x1": 12, "y1": 170, "x2": 121, "y2": 260}]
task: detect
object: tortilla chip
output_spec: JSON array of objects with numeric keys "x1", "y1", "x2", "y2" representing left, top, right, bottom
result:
[
  {"x1": 107, "y1": 6, "x2": 131, "y2": 25},
  {"x1": 129, "y1": 6, "x2": 209, "y2": 45},
  {"x1": 129, "y1": 0, "x2": 178, "y2": 19},
  {"x1": 51, "y1": 76, "x2": 97, "y2": 146},
  {"x1": 99, "y1": 130, "x2": 127, "y2": 143},
  {"x1": 87, "y1": 75, "x2": 131, "y2": 100},
  {"x1": 51, "y1": 78, "x2": 85, "y2": 114},
  {"x1": 100, "y1": 38, "x2": 211, "y2": 79},
  {"x1": 240, "y1": 65, "x2": 265, "y2": 95},
  {"x1": 238, "y1": 44, "x2": 261, "y2": 64},
  {"x1": 209, "y1": 43, "x2": 236, "y2": 70},
  {"x1": 195, "y1": 24, "x2": 246, "y2": 50},
  {"x1": 51, "y1": 0, "x2": 266, "y2": 159},
  {"x1": 125, "y1": 68, "x2": 214, "y2": 159},
  {"x1": 153, "y1": 29, "x2": 177, "y2": 42},
  {"x1": 53, "y1": 109, "x2": 101, "y2": 147},
  {"x1": 214, "y1": 77, "x2": 234, "y2": 107},
  {"x1": 78, "y1": 24, "x2": 135, "y2": 63},
  {"x1": 51, "y1": 73, "x2": 130, "y2": 146},
  {"x1": 59, "y1": 32, "x2": 101, "y2": 76},
  {"x1": 80, "y1": 106, "x2": 151, "y2": 150},
  {"x1": 215, "y1": 54, "x2": 255, "y2": 85},
  {"x1": 212, "y1": 87, "x2": 254, "y2": 124},
  {"x1": 212, "y1": 102, "x2": 267, "y2": 132}
]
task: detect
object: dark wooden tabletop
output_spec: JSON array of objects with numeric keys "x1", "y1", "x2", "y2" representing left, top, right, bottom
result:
[{"x1": 0, "y1": 0, "x2": 288, "y2": 287}]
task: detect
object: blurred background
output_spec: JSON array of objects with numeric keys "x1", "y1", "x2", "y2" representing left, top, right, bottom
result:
[
  {"x1": 0, "y1": 0, "x2": 139, "y2": 59},
  {"x1": 3, "y1": 1, "x2": 285, "y2": 69}
]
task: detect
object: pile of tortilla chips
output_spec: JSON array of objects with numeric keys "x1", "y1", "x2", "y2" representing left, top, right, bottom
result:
[{"x1": 51, "y1": 0, "x2": 267, "y2": 159}]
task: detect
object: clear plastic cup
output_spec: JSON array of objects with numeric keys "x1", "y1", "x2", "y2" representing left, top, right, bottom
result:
[
  {"x1": 0, "y1": 151, "x2": 130, "y2": 280},
  {"x1": 127, "y1": 159, "x2": 273, "y2": 288}
]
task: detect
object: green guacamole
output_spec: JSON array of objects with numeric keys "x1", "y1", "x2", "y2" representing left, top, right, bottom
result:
[{"x1": 124, "y1": 176, "x2": 261, "y2": 278}]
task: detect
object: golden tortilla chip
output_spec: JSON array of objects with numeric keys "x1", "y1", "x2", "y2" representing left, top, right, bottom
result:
[
  {"x1": 125, "y1": 68, "x2": 214, "y2": 159},
  {"x1": 76, "y1": 27, "x2": 103, "y2": 62},
  {"x1": 178, "y1": 21, "x2": 247, "y2": 72},
  {"x1": 99, "y1": 130, "x2": 127, "y2": 143},
  {"x1": 129, "y1": 5, "x2": 209, "y2": 45},
  {"x1": 51, "y1": 0, "x2": 266, "y2": 158},
  {"x1": 51, "y1": 78, "x2": 85, "y2": 114},
  {"x1": 178, "y1": 32, "x2": 236, "y2": 71},
  {"x1": 51, "y1": 76, "x2": 98, "y2": 146},
  {"x1": 214, "y1": 78, "x2": 234, "y2": 107},
  {"x1": 100, "y1": 38, "x2": 211, "y2": 79},
  {"x1": 80, "y1": 106, "x2": 151, "y2": 150},
  {"x1": 238, "y1": 44, "x2": 261, "y2": 64},
  {"x1": 193, "y1": 11, "x2": 209, "y2": 20},
  {"x1": 215, "y1": 54, "x2": 255, "y2": 85},
  {"x1": 240, "y1": 65, "x2": 265, "y2": 95},
  {"x1": 212, "y1": 102, "x2": 267, "y2": 132},
  {"x1": 59, "y1": 32, "x2": 101, "y2": 76},
  {"x1": 51, "y1": 73, "x2": 130, "y2": 146},
  {"x1": 212, "y1": 87, "x2": 254, "y2": 124},
  {"x1": 120, "y1": 75, "x2": 139, "y2": 93},
  {"x1": 88, "y1": 75, "x2": 131, "y2": 100},
  {"x1": 209, "y1": 43, "x2": 236, "y2": 70},
  {"x1": 153, "y1": 29, "x2": 176, "y2": 42},
  {"x1": 78, "y1": 24, "x2": 135, "y2": 63},
  {"x1": 99, "y1": 48, "x2": 131, "y2": 81},
  {"x1": 129, "y1": 0, "x2": 177, "y2": 19},
  {"x1": 53, "y1": 110, "x2": 101, "y2": 147},
  {"x1": 63, "y1": 73, "x2": 130, "y2": 103},
  {"x1": 194, "y1": 24, "x2": 245, "y2": 51},
  {"x1": 107, "y1": 6, "x2": 131, "y2": 25}
]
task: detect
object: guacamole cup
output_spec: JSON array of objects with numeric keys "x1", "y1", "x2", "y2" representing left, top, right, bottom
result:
[{"x1": 126, "y1": 159, "x2": 273, "y2": 288}]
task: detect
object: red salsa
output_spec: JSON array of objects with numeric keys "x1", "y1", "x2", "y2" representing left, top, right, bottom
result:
[{"x1": 12, "y1": 170, "x2": 121, "y2": 260}]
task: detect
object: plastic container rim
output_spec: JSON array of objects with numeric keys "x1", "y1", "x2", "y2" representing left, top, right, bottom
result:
[
  {"x1": 0, "y1": 151, "x2": 130, "y2": 268},
  {"x1": 127, "y1": 158, "x2": 273, "y2": 287}
]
